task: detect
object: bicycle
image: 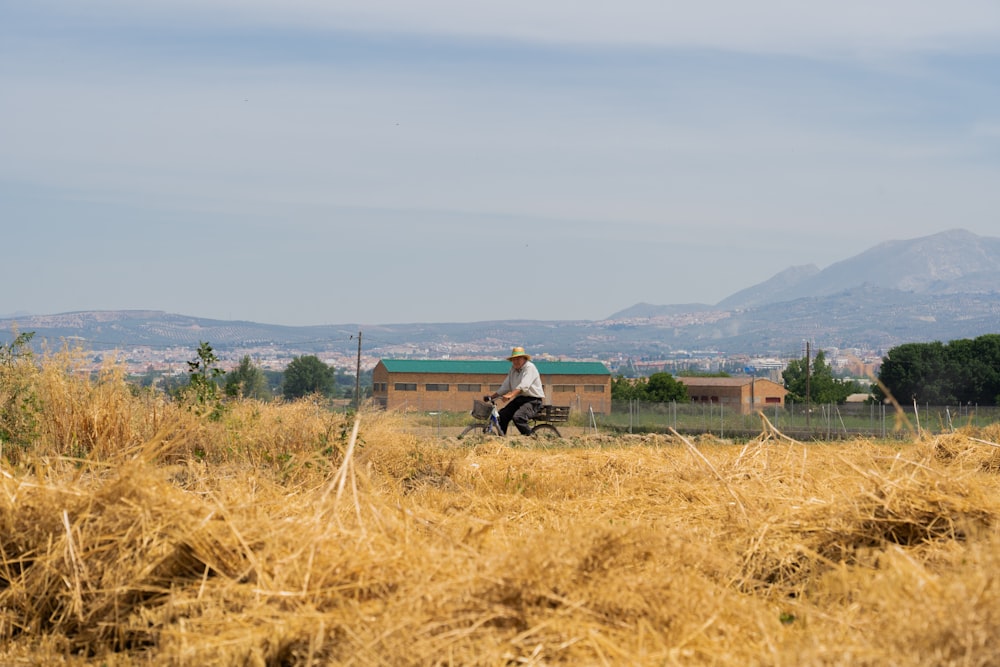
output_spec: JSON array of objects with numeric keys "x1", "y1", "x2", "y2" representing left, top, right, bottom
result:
[
  {"x1": 459, "y1": 398, "x2": 504, "y2": 438},
  {"x1": 458, "y1": 398, "x2": 566, "y2": 439}
]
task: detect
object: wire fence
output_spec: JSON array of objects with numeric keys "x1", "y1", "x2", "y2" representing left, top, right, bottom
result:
[
  {"x1": 604, "y1": 400, "x2": 1000, "y2": 440},
  {"x1": 389, "y1": 398, "x2": 1000, "y2": 440}
]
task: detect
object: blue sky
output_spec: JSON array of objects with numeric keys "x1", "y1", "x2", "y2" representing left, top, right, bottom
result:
[{"x1": 3, "y1": 1, "x2": 1000, "y2": 325}]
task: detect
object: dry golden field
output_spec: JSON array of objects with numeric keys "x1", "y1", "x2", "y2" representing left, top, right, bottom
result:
[{"x1": 3, "y1": 352, "x2": 1000, "y2": 665}]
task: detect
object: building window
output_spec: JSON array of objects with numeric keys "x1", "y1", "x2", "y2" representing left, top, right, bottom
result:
[
  {"x1": 458, "y1": 384, "x2": 481, "y2": 392},
  {"x1": 583, "y1": 385, "x2": 605, "y2": 393},
  {"x1": 425, "y1": 383, "x2": 449, "y2": 392},
  {"x1": 394, "y1": 383, "x2": 417, "y2": 391},
  {"x1": 373, "y1": 382, "x2": 387, "y2": 392},
  {"x1": 551, "y1": 384, "x2": 576, "y2": 392},
  {"x1": 489, "y1": 384, "x2": 502, "y2": 392}
]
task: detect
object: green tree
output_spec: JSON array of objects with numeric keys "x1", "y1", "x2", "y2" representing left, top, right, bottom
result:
[
  {"x1": 783, "y1": 350, "x2": 855, "y2": 404},
  {"x1": 282, "y1": 355, "x2": 335, "y2": 399},
  {"x1": 943, "y1": 335, "x2": 1000, "y2": 405},
  {"x1": 612, "y1": 373, "x2": 688, "y2": 403},
  {"x1": 876, "y1": 335, "x2": 1000, "y2": 405},
  {"x1": 0, "y1": 331, "x2": 35, "y2": 368},
  {"x1": 644, "y1": 372, "x2": 689, "y2": 402},
  {"x1": 179, "y1": 341, "x2": 225, "y2": 417},
  {"x1": 0, "y1": 331, "x2": 40, "y2": 453},
  {"x1": 225, "y1": 355, "x2": 271, "y2": 400},
  {"x1": 611, "y1": 375, "x2": 644, "y2": 401}
]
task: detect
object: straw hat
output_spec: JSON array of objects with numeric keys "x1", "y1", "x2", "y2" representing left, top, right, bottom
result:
[{"x1": 506, "y1": 346, "x2": 531, "y2": 361}]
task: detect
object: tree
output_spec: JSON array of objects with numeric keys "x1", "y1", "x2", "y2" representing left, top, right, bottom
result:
[
  {"x1": 875, "y1": 335, "x2": 1000, "y2": 405},
  {"x1": 943, "y1": 335, "x2": 1000, "y2": 405},
  {"x1": 611, "y1": 375, "x2": 644, "y2": 401},
  {"x1": 0, "y1": 331, "x2": 40, "y2": 452},
  {"x1": 282, "y1": 355, "x2": 335, "y2": 399},
  {"x1": 875, "y1": 342, "x2": 938, "y2": 404},
  {"x1": 225, "y1": 355, "x2": 271, "y2": 400},
  {"x1": 644, "y1": 372, "x2": 688, "y2": 402},
  {"x1": 611, "y1": 372, "x2": 688, "y2": 403},
  {"x1": 179, "y1": 341, "x2": 226, "y2": 417},
  {"x1": 782, "y1": 350, "x2": 855, "y2": 404}
]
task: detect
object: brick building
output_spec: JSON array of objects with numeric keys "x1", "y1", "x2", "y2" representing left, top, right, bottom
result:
[
  {"x1": 372, "y1": 359, "x2": 612, "y2": 413},
  {"x1": 677, "y1": 377, "x2": 787, "y2": 414}
]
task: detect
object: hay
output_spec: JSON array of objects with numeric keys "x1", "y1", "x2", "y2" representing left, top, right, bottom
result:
[
  {"x1": 3, "y1": 430, "x2": 998, "y2": 665},
  {"x1": 3, "y1": 356, "x2": 1000, "y2": 664}
]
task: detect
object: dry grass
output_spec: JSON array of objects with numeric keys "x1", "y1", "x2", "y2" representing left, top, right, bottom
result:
[{"x1": 3, "y1": 356, "x2": 1000, "y2": 665}]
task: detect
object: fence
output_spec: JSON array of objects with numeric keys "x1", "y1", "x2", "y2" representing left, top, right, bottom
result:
[
  {"x1": 388, "y1": 397, "x2": 1000, "y2": 440},
  {"x1": 605, "y1": 400, "x2": 1000, "y2": 440}
]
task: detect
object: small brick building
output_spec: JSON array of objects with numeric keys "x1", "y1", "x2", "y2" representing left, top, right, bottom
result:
[
  {"x1": 372, "y1": 359, "x2": 612, "y2": 413},
  {"x1": 677, "y1": 377, "x2": 787, "y2": 414}
]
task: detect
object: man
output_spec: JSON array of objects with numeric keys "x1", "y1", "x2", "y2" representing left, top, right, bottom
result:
[{"x1": 485, "y1": 346, "x2": 545, "y2": 435}]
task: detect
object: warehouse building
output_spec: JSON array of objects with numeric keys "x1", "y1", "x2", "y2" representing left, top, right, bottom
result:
[
  {"x1": 372, "y1": 359, "x2": 612, "y2": 413},
  {"x1": 676, "y1": 376, "x2": 787, "y2": 414}
]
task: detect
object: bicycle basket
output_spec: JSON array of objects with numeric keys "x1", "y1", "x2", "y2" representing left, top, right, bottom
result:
[{"x1": 471, "y1": 400, "x2": 493, "y2": 419}]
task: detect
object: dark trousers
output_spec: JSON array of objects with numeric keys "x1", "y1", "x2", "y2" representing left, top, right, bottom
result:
[{"x1": 498, "y1": 396, "x2": 543, "y2": 435}]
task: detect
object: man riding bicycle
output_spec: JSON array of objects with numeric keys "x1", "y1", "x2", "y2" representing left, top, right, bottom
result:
[{"x1": 484, "y1": 346, "x2": 545, "y2": 435}]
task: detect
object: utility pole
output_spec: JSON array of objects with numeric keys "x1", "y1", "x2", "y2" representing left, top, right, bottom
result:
[
  {"x1": 354, "y1": 330, "x2": 362, "y2": 410},
  {"x1": 805, "y1": 340, "x2": 811, "y2": 430}
]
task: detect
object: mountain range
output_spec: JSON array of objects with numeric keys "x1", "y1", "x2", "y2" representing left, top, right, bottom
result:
[
  {"x1": 611, "y1": 228, "x2": 1000, "y2": 316},
  {"x1": 4, "y1": 229, "x2": 1000, "y2": 359}
]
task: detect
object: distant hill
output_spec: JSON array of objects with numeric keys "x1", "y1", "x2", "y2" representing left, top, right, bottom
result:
[
  {"x1": 715, "y1": 264, "x2": 821, "y2": 310},
  {"x1": 756, "y1": 228, "x2": 1000, "y2": 305},
  {"x1": 620, "y1": 228, "x2": 1000, "y2": 315},
  {"x1": 0, "y1": 310, "x2": 347, "y2": 349},
  {"x1": 4, "y1": 229, "x2": 1000, "y2": 358}
]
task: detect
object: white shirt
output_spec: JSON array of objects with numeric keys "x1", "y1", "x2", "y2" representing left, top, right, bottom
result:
[{"x1": 497, "y1": 360, "x2": 545, "y2": 399}]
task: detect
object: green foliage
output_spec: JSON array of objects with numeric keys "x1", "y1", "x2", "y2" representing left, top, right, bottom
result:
[
  {"x1": 132, "y1": 367, "x2": 161, "y2": 390},
  {"x1": 332, "y1": 368, "x2": 372, "y2": 401},
  {"x1": 263, "y1": 369, "x2": 285, "y2": 395},
  {"x1": 0, "y1": 331, "x2": 35, "y2": 367},
  {"x1": 131, "y1": 367, "x2": 185, "y2": 396},
  {"x1": 611, "y1": 372, "x2": 688, "y2": 403},
  {"x1": 782, "y1": 350, "x2": 857, "y2": 404},
  {"x1": 876, "y1": 334, "x2": 1000, "y2": 405},
  {"x1": 282, "y1": 355, "x2": 336, "y2": 399},
  {"x1": 611, "y1": 375, "x2": 643, "y2": 401},
  {"x1": 0, "y1": 331, "x2": 41, "y2": 453},
  {"x1": 225, "y1": 355, "x2": 271, "y2": 400},
  {"x1": 179, "y1": 341, "x2": 226, "y2": 418},
  {"x1": 645, "y1": 372, "x2": 689, "y2": 402}
]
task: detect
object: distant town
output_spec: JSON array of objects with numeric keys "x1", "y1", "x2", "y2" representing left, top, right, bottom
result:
[{"x1": 91, "y1": 339, "x2": 882, "y2": 387}]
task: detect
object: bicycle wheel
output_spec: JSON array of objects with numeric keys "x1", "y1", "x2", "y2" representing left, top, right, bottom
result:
[
  {"x1": 459, "y1": 422, "x2": 504, "y2": 439},
  {"x1": 486, "y1": 420, "x2": 505, "y2": 437},
  {"x1": 530, "y1": 423, "x2": 561, "y2": 438}
]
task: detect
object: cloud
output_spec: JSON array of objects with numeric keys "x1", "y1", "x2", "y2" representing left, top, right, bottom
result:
[
  {"x1": 42, "y1": 0, "x2": 1000, "y2": 56},
  {"x1": 4, "y1": 1, "x2": 1000, "y2": 324}
]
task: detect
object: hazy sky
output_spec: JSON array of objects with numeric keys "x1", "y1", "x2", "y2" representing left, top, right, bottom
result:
[{"x1": 4, "y1": 1, "x2": 1000, "y2": 325}]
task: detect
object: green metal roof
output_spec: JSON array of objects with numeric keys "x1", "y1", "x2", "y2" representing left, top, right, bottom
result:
[{"x1": 378, "y1": 359, "x2": 610, "y2": 376}]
